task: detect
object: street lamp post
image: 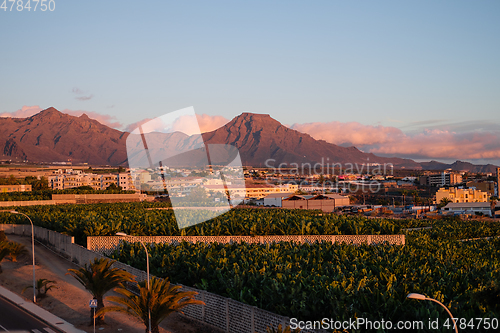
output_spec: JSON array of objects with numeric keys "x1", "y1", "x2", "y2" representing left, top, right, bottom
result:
[
  {"x1": 407, "y1": 293, "x2": 458, "y2": 333},
  {"x1": 0, "y1": 210, "x2": 36, "y2": 303},
  {"x1": 116, "y1": 232, "x2": 151, "y2": 333}
]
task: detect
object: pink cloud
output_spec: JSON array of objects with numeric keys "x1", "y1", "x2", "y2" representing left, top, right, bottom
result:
[
  {"x1": 0, "y1": 105, "x2": 122, "y2": 129},
  {"x1": 291, "y1": 121, "x2": 500, "y2": 160},
  {"x1": 291, "y1": 121, "x2": 404, "y2": 146},
  {"x1": 370, "y1": 130, "x2": 500, "y2": 160},
  {"x1": 124, "y1": 114, "x2": 229, "y2": 134},
  {"x1": 0, "y1": 105, "x2": 43, "y2": 118},
  {"x1": 196, "y1": 114, "x2": 229, "y2": 133},
  {"x1": 61, "y1": 109, "x2": 123, "y2": 129}
]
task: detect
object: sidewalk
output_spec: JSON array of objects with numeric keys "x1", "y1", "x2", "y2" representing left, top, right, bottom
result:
[
  {"x1": 0, "y1": 235, "x2": 222, "y2": 333},
  {"x1": 0, "y1": 285, "x2": 85, "y2": 333}
]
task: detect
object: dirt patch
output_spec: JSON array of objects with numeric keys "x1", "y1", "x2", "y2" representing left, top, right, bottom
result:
[{"x1": 0, "y1": 235, "x2": 223, "y2": 333}]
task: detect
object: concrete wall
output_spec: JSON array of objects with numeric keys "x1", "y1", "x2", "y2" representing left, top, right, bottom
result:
[
  {"x1": 0, "y1": 193, "x2": 147, "y2": 207},
  {"x1": 88, "y1": 234, "x2": 405, "y2": 256},
  {"x1": 52, "y1": 193, "x2": 145, "y2": 203},
  {"x1": 0, "y1": 224, "x2": 331, "y2": 333},
  {"x1": 0, "y1": 200, "x2": 76, "y2": 207}
]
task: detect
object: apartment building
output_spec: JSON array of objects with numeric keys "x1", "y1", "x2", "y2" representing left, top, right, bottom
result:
[
  {"x1": 436, "y1": 187, "x2": 488, "y2": 203},
  {"x1": 48, "y1": 169, "x2": 135, "y2": 191},
  {"x1": 419, "y1": 172, "x2": 462, "y2": 187},
  {"x1": 466, "y1": 181, "x2": 496, "y2": 196},
  {"x1": 204, "y1": 183, "x2": 299, "y2": 199}
]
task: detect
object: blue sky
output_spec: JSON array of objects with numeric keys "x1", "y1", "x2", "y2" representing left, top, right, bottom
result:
[{"x1": 1, "y1": 1, "x2": 499, "y2": 164}]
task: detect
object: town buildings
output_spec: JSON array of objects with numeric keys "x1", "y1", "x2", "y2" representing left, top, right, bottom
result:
[
  {"x1": 48, "y1": 169, "x2": 135, "y2": 191},
  {"x1": 419, "y1": 172, "x2": 462, "y2": 187},
  {"x1": 436, "y1": 187, "x2": 488, "y2": 203},
  {"x1": 204, "y1": 183, "x2": 298, "y2": 199},
  {"x1": 465, "y1": 181, "x2": 496, "y2": 196}
]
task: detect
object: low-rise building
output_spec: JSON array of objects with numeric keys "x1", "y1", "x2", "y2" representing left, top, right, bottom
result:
[
  {"x1": 442, "y1": 202, "x2": 493, "y2": 217},
  {"x1": 0, "y1": 184, "x2": 32, "y2": 193},
  {"x1": 48, "y1": 170, "x2": 136, "y2": 191},
  {"x1": 204, "y1": 183, "x2": 298, "y2": 199},
  {"x1": 263, "y1": 193, "x2": 294, "y2": 207},
  {"x1": 436, "y1": 187, "x2": 488, "y2": 203},
  {"x1": 282, "y1": 193, "x2": 350, "y2": 212}
]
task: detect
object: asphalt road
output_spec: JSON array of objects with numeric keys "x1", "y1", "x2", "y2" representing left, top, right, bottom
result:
[{"x1": 0, "y1": 296, "x2": 60, "y2": 333}]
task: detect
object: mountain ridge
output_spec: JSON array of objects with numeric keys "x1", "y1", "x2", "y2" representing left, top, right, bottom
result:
[
  {"x1": 201, "y1": 112, "x2": 421, "y2": 169},
  {"x1": 0, "y1": 107, "x2": 128, "y2": 165},
  {"x1": 1, "y1": 108, "x2": 498, "y2": 172}
]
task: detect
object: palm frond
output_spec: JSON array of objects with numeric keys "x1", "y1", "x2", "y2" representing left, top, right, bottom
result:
[
  {"x1": 99, "y1": 277, "x2": 205, "y2": 331},
  {"x1": 66, "y1": 258, "x2": 135, "y2": 298}
]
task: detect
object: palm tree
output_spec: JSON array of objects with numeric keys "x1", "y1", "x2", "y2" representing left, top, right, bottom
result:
[
  {"x1": 0, "y1": 243, "x2": 11, "y2": 274},
  {"x1": 67, "y1": 258, "x2": 135, "y2": 324},
  {"x1": 411, "y1": 190, "x2": 419, "y2": 205},
  {"x1": 22, "y1": 278, "x2": 58, "y2": 299},
  {"x1": 401, "y1": 189, "x2": 408, "y2": 206},
  {"x1": 98, "y1": 277, "x2": 204, "y2": 333},
  {"x1": 7, "y1": 241, "x2": 29, "y2": 262},
  {"x1": 438, "y1": 197, "x2": 452, "y2": 210},
  {"x1": 318, "y1": 174, "x2": 325, "y2": 192}
]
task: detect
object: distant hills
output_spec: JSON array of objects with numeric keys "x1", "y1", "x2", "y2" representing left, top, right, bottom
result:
[
  {"x1": 0, "y1": 108, "x2": 128, "y2": 165},
  {"x1": 420, "y1": 160, "x2": 499, "y2": 174},
  {"x1": 1, "y1": 107, "x2": 498, "y2": 172},
  {"x1": 201, "y1": 113, "x2": 420, "y2": 169}
]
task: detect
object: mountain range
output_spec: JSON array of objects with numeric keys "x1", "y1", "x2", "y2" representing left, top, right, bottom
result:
[
  {"x1": 1, "y1": 107, "x2": 498, "y2": 173},
  {"x1": 0, "y1": 108, "x2": 127, "y2": 165},
  {"x1": 419, "y1": 160, "x2": 499, "y2": 174}
]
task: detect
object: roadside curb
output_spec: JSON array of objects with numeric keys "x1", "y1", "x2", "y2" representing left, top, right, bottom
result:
[{"x1": 0, "y1": 285, "x2": 86, "y2": 333}]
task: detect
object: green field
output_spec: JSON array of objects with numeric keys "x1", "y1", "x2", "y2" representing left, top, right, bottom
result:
[
  {"x1": 1, "y1": 203, "x2": 429, "y2": 245},
  {"x1": 110, "y1": 232, "x2": 500, "y2": 333},
  {"x1": 1, "y1": 203, "x2": 499, "y2": 332}
]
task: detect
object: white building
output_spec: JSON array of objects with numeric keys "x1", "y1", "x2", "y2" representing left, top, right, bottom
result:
[
  {"x1": 442, "y1": 202, "x2": 493, "y2": 217},
  {"x1": 48, "y1": 170, "x2": 135, "y2": 191},
  {"x1": 263, "y1": 193, "x2": 294, "y2": 207}
]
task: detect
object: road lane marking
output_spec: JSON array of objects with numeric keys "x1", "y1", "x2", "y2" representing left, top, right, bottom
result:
[
  {"x1": 32, "y1": 330, "x2": 42, "y2": 333},
  {"x1": 43, "y1": 329, "x2": 56, "y2": 333},
  {"x1": 0, "y1": 324, "x2": 9, "y2": 332}
]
